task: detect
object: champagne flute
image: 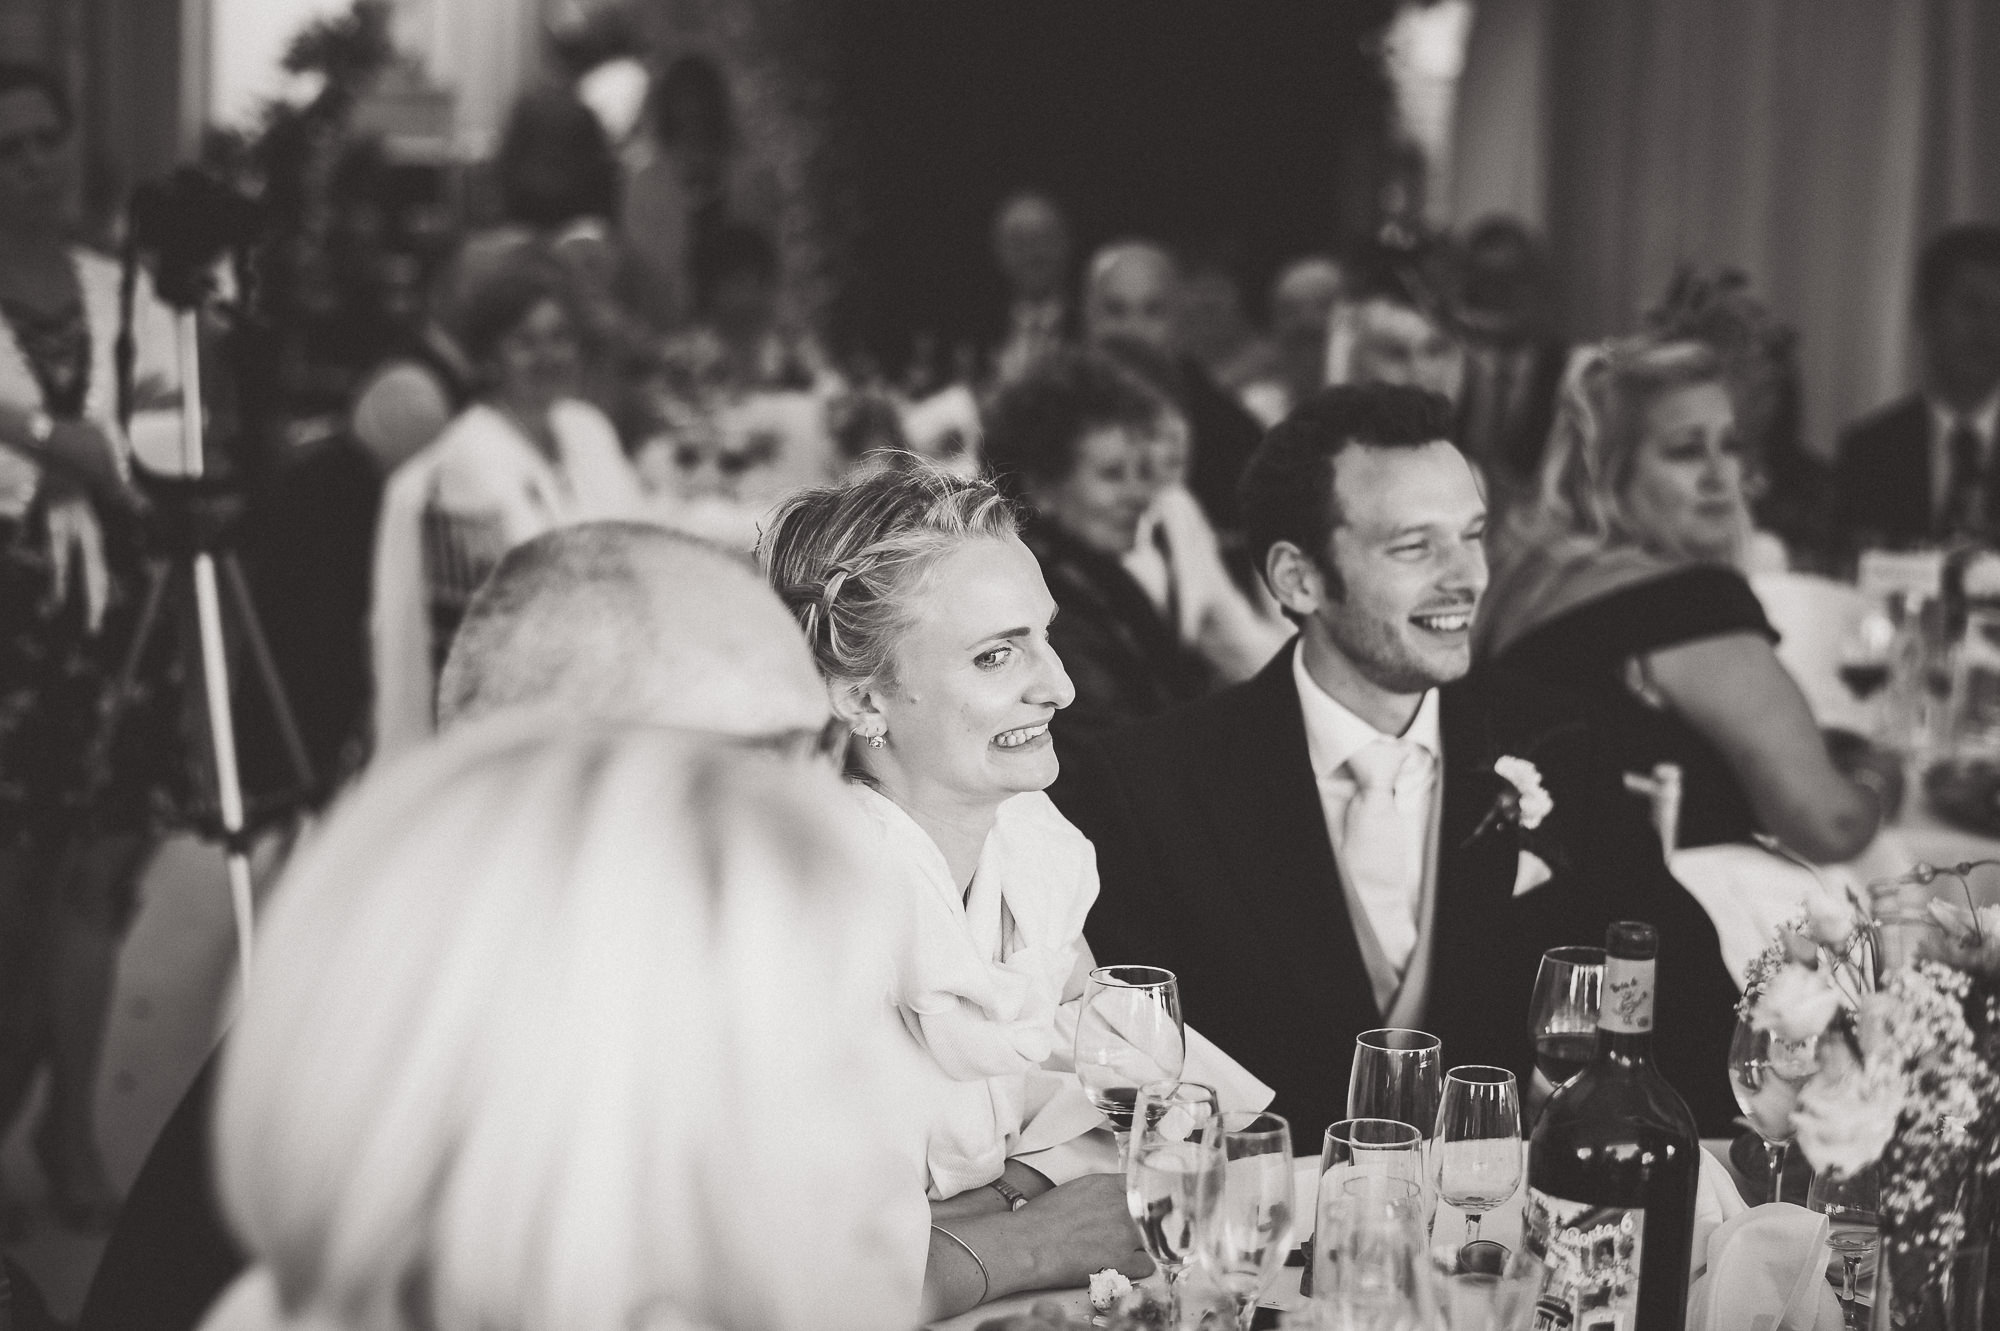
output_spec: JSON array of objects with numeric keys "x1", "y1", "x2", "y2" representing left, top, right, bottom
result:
[
  {"x1": 1126, "y1": 1079, "x2": 1223, "y2": 1323},
  {"x1": 1432, "y1": 1066, "x2": 1523, "y2": 1249},
  {"x1": 1808, "y1": 1165, "x2": 1880, "y2": 1327},
  {"x1": 1729, "y1": 1012, "x2": 1817, "y2": 1204},
  {"x1": 1196, "y1": 1111, "x2": 1295, "y2": 1330},
  {"x1": 1301, "y1": 1117, "x2": 1426, "y2": 1298},
  {"x1": 1527, "y1": 946, "x2": 1603, "y2": 1091},
  {"x1": 1076, "y1": 965, "x2": 1185, "y2": 1145},
  {"x1": 1347, "y1": 1028, "x2": 1444, "y2": 1139}
]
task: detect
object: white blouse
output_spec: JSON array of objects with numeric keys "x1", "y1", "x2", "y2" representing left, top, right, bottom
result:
[{"x1": 849, "y1": 784, "x2": 1109, "y2": 1200}]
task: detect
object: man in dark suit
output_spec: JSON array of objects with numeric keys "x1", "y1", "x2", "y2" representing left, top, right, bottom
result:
[
  {"x1": 1835, "y1": 223, "x2": 2000, "y2": 549},
  {"x1": 981, "y1": 190, "x2": 1080, "y2": 387},
  {"x1": 1051, "y1": 384, "x2": 1740, "y2": 1139}
]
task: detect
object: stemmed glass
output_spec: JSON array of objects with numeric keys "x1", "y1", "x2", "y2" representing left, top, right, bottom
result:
[
  {"x1": 1527, "y1": 947, "x2": 1603, "y2": 1094},
  {"x1": 1196, "y1": 1111, "x2": 1295, "y2": 1330},
  {"x1": 1729, "y1": 1012, "x2": 1818, "y2": 1204},
  {"x1": 1808, "y1": 1165, "x2": 1880, "y2": 1328},
  {"x1": 1126, "y1": 1079, "x2": 1222, "y2": 1322},
  {"x1": 1076, "y1": 966, "x2": 1185, "y2": 1147},
  {"x1": 1347, "y1": 1028, "x2": 1444, "y2": 1139},
  {"x1": 1432, "y1": 1066, "x2": 1523, "y2": 1249}
]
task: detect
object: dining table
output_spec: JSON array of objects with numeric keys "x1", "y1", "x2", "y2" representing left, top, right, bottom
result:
[{"x1": 928, "y1": 1138, "x2": 1762, "y2": 1330}]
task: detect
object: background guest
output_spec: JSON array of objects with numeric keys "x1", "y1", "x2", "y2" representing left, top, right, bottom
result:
[
  {"x1": 661, "y1": 222, "x2": 835, "y2": 398},
  {"x1": 1835, "y1": 223, "x2": 2000, "y2": 549},
  {"x1": 1235, "y1": 254, "x2": 1347, "y2": 428},
  {"x1": 1478, "y1": 334, "x2": 1880, "y2": 862},
  {"x1": 761, "y1": 465, "x2": 1157, "y2": 1320},
  {"x1": 984, "y1": 349, "x2": 1212, "y2": 739},
  {"x1": 1324, "y1": 237, "x2": 1464, "y2": 409},
  {"x1": 0, "y1": 59, "x2": 187, "y2": 1235},
  {"x1": 1453, "y1": 216, "x2": 1567, "y2": 494},
  {"x1": 1080, "y1": 240, "x2": 1264, "y2": 533},
  {"x1": 196, "y1": 721, "x2": 929, "y2": 1331},
  {"x1": 984, "y1": 190, "x2": 1077, "y2": 387},
  {"x1": 369, "y1": 253, "x2": 643, "y2": 762}
]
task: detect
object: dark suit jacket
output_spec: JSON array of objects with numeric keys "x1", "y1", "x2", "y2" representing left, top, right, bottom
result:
[
  {"x1": 1834, "y1": 394, "x2": 1934, "y2": 549},
  {"x1": 1049, "y1": 644, "x2": 1741, "y2": 1139}
]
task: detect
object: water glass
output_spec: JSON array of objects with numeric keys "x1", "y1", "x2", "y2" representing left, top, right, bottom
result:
[
  {"x1": 1302, "y1": 1117, "x2": 1426, "y2": 1298},
  {"x1": 1076, "y1": 965, "x2": 1185, "y2": 1142},
  {"x1": 1196, "y1": 1111, "x2": 1295, "y2": 1330},
  {"x1": 1347, "y1": 1028, "x2": 1444, "y2": 1138},
  {"x1": 1310, "y1": 1177, "x2": 1438, "y2": 1331},
  {"x1": 1433, "y1": 1065, "x2": 1523, "y2": 1249}
]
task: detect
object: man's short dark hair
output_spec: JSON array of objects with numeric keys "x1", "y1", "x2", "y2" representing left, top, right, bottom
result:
[
  {"x1": 1239, "y1": 382, "x2": 1457, "y2": 576},
  {"x1": 1915, "y1": 223, "x2": 2000, "y2": 315},
  {"x1": 982, "y1": 348, "x2": 1168, "y2": 493}
]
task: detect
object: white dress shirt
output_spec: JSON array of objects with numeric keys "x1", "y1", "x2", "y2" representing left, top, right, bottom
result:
[
  {"x1": 1928, "y1": 389, "x2": 2000, "y2": 523},
  {"x1": 1293, "y1": 647, "x2": 1443, "y2": 1020}
]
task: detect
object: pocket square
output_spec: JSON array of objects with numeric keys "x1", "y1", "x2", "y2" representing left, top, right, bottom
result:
[{"x1": 1512, "y1": 849, "x2": 1554, "y2": 897}]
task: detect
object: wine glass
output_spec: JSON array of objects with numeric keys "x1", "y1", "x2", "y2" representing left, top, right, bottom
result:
[
  {"x1": 1196, "y1": 1111, "x2": 1295, "y2": 1330},
  {"x1": 1126, "y1": 1079, "x2": 1223, "y2": 1321},
  {"x1": 1076, "y1": 965, "x2": 1185, "y2": 1146},
  {"x1": 1301, "y1": 1117, "x2": 1426, "y2": 1299},
  {"x1": 1347, "y1": 1028, "x2": 1444, "y2": 1139},
  {"x1": 1729, "y1": 1012, "x2": 1818, "y2": 1204},
  {"x1": 1808, "y1": 1164, "x2": 1880, "y2": 1328},
  {"x1": 1432, "y1": 1066, "x2": 1523, "y2": 1249},
  {"x1": 1527, "y1": 947, "x2": 1603, "y2": 1095}
]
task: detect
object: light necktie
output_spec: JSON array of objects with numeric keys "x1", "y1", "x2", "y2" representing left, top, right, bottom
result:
[{"x1": 1342, "y1": 738, "x2": 1419, "y2": 976}]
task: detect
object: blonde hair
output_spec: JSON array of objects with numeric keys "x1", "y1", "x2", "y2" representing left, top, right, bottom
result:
[
  {"x1": 759, "y1": 462, "x2": 1016, "y2": 688},
  {"x1": 1500, "y1": 335, "x2": 1729, "y2": 559},
  {"x1": 215, "y1": 718, "x2": 923, "y2": 1331}
]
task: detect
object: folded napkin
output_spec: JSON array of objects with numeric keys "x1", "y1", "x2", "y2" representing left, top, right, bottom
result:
[{"x1": 1686, "y1": 1202, "x2": 1844, "y2": 1331}]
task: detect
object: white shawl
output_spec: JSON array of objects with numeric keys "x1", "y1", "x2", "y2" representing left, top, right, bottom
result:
[{"x1": 368, "y1": 399, "x2": 643, "y2": 762}]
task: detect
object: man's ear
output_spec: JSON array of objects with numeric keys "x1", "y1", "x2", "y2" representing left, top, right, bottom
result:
[
  {"x1": 1265, "y1": 540, "x2": 1325, "y2": 619},
  {"x1": 829, "y1": 676, "x2": 887, "y2": 738}
]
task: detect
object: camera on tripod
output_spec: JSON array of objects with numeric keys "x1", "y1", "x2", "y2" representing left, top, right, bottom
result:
[{"x1": 126, "y1": 167, "x2": 264, "y2": 311}]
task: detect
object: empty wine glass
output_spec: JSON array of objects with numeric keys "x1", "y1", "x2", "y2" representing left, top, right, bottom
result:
[
  {"x1": 1729, "y1": 1012, "x2": 1818, "y2": 1204},
  {"x1": 1527, "y1": 947, "x2": 1603, "y2": 1095},
  {"x1": 1808, "y1": 1164, "x2": 1880, "y2": 1328},
  {"x1": 1301, "y1": 1117, "x2": 1426, "y2": 1299},
  {"x1": 1432, "y1": 1066, "x2": 1523, "y2": 1249},
  {"x1": 1076, "y1": 965, "x2": 1185, "y2": 1146},
  {"x1": 1197, "y1": 1111, "x2": 1295, "y2": 1330},
  {"x1": 1126, "y1": 1079, "x2": 1222, "y2": 1321},
  {"x1": 1347, "y1": 1028, "x2": 1444, "y2": 1139}
]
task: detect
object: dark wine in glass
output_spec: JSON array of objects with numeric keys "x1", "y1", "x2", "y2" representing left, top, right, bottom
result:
[{"x1": 1534, "y1": 1031, "x2": 1597, "y2": 1087}]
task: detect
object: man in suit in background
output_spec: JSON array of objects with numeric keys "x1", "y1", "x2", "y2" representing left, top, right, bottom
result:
[
  {"x1": 1082, "y1": 239, "x2": 1266, "y2": 537},
  {"x1": 983, "y1": 190, "x2": 1079, "y2": 387},
  {"x1": 1052, "y1": 384, "x2": 1740, "y2": 1138},
  {"x1": 1836, "y1": 223, "x2": 2000, "y2": 549}
]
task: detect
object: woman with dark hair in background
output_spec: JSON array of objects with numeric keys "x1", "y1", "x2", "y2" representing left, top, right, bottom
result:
[
  {"x1": 369, "y1": 251, "x2": 643, "y2": 763},
  {"x1": 983, "y1": 349, "x2": 1212, "y2": 739},
  {"x1": 0, "y1": 61, "x2": 191, "y2": 1235}
]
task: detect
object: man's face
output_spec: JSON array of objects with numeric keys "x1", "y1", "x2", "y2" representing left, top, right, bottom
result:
[
  {"x1": 0, "y1": 87, "x2": 70, "y2": 232},
  {"x1": 1086, "y1": 254, "x2": 1178, "y2": 353},
  {"x1": 1349, "y1": 298, "x2": 1462, "y2": 400},
  {"x1": 993, "y1": 197, "x2": 1071, "y2": 302},
  {"x1": 1925, "y1": 262, "x2": 2000, "y2": 402},
  {"x1": 1301, "y1": 441, "x2": 1488, "y2": 694}
]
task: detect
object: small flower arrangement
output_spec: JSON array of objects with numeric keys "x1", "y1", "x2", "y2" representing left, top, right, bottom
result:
[
  {"x1": 1737, "y1": 861, "x2": 2000, "y2": 1321},
  {"x1": 1468, "y1": 755, "x2": 1555, "y2": 846}
]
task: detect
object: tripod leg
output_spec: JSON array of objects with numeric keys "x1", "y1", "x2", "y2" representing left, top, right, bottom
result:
[
  {"x1": 76, "y1": 557, "x2": 174, "y2": 802},
  {"x1": 190, "y1": 552, "x2": 255, "y2": 991},
  {"x1": 216, "y1": 551, "x2": 317, "y2": 797}
]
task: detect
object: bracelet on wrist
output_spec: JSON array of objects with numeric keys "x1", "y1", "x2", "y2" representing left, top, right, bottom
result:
[{"x1": 930, "y1": 1223, "x2": 990, "y2": 1305}]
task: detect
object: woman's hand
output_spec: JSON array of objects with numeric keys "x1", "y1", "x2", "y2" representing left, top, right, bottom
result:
[{"x1": 40, "y1": 479, "x2": 112, "y2": 634}]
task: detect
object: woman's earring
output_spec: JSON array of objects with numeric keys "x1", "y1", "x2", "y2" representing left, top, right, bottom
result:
[{"x1": 865, "y1": 732, "x2": 887, "y2": 750}]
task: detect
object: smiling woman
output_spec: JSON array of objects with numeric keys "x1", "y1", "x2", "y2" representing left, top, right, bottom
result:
[{"x1": 760, "y1": 464, "x2": 1157, "y2": 1321}]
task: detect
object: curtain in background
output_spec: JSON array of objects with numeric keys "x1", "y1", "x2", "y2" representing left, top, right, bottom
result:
[{"x1": 1452, "y1": 0, "x2": 2000, "y2": 453}]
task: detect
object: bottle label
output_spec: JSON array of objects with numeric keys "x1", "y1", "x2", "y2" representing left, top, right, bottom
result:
[
  {"x1": 1600, "y1": 956, "x2": 1654, "y2": 1034},
  {"x1": 1523, "y1": 1186, "x2": 1645, "y2": 1330}
]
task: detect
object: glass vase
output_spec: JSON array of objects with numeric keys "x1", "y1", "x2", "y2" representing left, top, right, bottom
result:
[{"x1": 1870, "y1": 1237, "x2": 1987, "y2": 1331}]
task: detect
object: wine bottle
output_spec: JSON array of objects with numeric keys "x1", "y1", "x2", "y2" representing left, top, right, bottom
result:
[{"x1": 1523, "y1": 921, "x2": 1700, "y2": 1331}]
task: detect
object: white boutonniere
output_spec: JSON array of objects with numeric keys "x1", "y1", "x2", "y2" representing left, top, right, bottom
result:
[{"x1": 1494, "y1": 756, "x2": 1553, "y2": 830}]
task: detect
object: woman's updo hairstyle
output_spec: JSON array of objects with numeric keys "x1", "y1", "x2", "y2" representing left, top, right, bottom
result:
[{"x1": 760, "y1": 462, "x2": 1018, "y2": 688}]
